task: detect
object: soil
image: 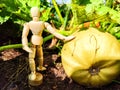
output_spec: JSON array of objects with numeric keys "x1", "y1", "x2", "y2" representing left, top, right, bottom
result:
[{"x1": 0, "y1": 21, "x2": 120, "y2": 90}]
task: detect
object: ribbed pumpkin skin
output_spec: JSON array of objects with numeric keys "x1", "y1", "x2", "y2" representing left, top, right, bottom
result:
[{"x1": 61, "y1": 28, "x2": 120, "y2": 87}]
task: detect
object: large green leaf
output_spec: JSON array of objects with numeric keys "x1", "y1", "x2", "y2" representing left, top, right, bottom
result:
[{"x1": 0, "y1": 0, "x2": 43, "y2": 25}]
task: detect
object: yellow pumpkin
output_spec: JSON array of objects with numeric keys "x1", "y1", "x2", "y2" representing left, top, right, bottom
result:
[{"x1": 61, "y1": 28, "x2": 120, "y2": 87}]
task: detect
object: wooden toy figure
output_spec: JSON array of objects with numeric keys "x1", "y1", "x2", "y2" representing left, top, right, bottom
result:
[{"x1": 22, "y1": 7, "x2": 74, "y2": 86}]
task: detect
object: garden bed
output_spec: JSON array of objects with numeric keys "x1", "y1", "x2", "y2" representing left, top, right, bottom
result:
[
  {"x1": 0, "y1": 49, "x2": 120, "y2": 90},
  {"x1": 0, "y1": 21, "x2": 120, "y2": 90}
]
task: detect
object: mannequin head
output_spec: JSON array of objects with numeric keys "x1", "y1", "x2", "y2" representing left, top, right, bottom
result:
[{"x1": 30, "y1": 7, "x2": 40, "y2": 18}]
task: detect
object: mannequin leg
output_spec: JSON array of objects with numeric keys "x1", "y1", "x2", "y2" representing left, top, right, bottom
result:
[
  {"x1": 36, "y1": 46, "x2": 46, "y2": 71},
  {"x1": 28, "y1": 45, "x2": 36, "y2": 80},
  {"x1": 28, "y1": 45, "x2": 43, "y2": 86}
]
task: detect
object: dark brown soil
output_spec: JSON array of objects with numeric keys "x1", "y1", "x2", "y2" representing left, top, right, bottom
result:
[
  {"x1": 0, "y1": 21, "x2": 120, "y2": 90},
  {"x1": 0, "y1": 49, "x2": 120, "y2": 90}
]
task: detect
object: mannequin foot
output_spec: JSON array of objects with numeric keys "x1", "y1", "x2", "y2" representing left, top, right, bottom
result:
[
  {"x1": 28, "y1": 72, "x2": 36, "y2": 80},
  {"x1": 37, "y1": 66, "x2": 46, "y2": 71}
]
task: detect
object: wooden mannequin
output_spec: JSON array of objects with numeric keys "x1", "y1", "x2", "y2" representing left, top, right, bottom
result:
[{"x1": 22, "y1": 7, "x2": 74, "y2": 86}]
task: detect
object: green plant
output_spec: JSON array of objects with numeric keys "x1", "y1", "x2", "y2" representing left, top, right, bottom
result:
[
  {"x1": 1, "y1": 0, "x2": 120, "y2": 51},
  {"x1": 0, "y1": 0, "x2": 52, "y2": 25}
]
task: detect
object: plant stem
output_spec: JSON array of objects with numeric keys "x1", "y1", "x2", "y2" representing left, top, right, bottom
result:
[
  {"x1": 62, "y1": 7, "x2": 71, "y2": 31},
  {"x1": 0, "y1": 44, "x2": 23, "y2": 51},
  {"x1": 0, "y1": 34, "x2": 54, "y2": 52},
  {"x1": 43, "y1": 34, "x2": 54, "y2": 43},
  {"x1": 106, "y1": 23, "x2": 116, "y2": 32},
  {"x1": 52, "y1": 0, "x2": 64, "y2": 23},
  {"x1": 106, "y1": 0, "x2": 113, "y2": 8}
]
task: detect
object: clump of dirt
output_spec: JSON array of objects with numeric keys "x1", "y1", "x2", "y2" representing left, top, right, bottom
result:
[{"x1": 0, "y1": 49, "x2": 22, "y2": 61}]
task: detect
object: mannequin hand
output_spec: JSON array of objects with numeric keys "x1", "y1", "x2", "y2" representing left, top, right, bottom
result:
[
  {"x1": 64, "y1": 36, "x2": 75, "y2": 42},
  {"x1": 23, "y1": 46, "x2": 33, "y2": 53}
]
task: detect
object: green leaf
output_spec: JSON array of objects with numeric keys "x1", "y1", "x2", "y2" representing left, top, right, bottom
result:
[
  {"x1": 71, "y1": 4, "x2": 86, "y2": 24},
  {"x1": 0, "y1": 16, "x2": 10, "y2": 24},
  {"x1": 0, "y1": 4, "x2": 11, "y2": 24},
  {"x1": 109, "y1": 27, "x2": 120, "y2": 35},
  {"x1": 85, "y1": 4, "x2": 95, "y2": 14},
  {"x1": 40, "y1": 7, "x2": 52, "y2": 21},
  {"x1": 90, "y1": 0, "x2": 105, "y2": 5},
  {"x1": 96, "y1": 6, "x2": 110, "y2": 16},
  {"x1": 109, "y1": 9, "x2": 120, "y2": 24},
  {"x1": 115, "y1": 32, "x2": 120, "y2": 38},
  {"x1": 27, "y1": 0, "x2": 40, "y2": 7}
]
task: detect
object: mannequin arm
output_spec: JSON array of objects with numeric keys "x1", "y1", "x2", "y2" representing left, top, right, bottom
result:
[
  {"x1": 44, "y1": 22, "x2": 75, "y2": 41},
  {"x1": 22, "y1": 23, "x2": 32, "y2": 53}
]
